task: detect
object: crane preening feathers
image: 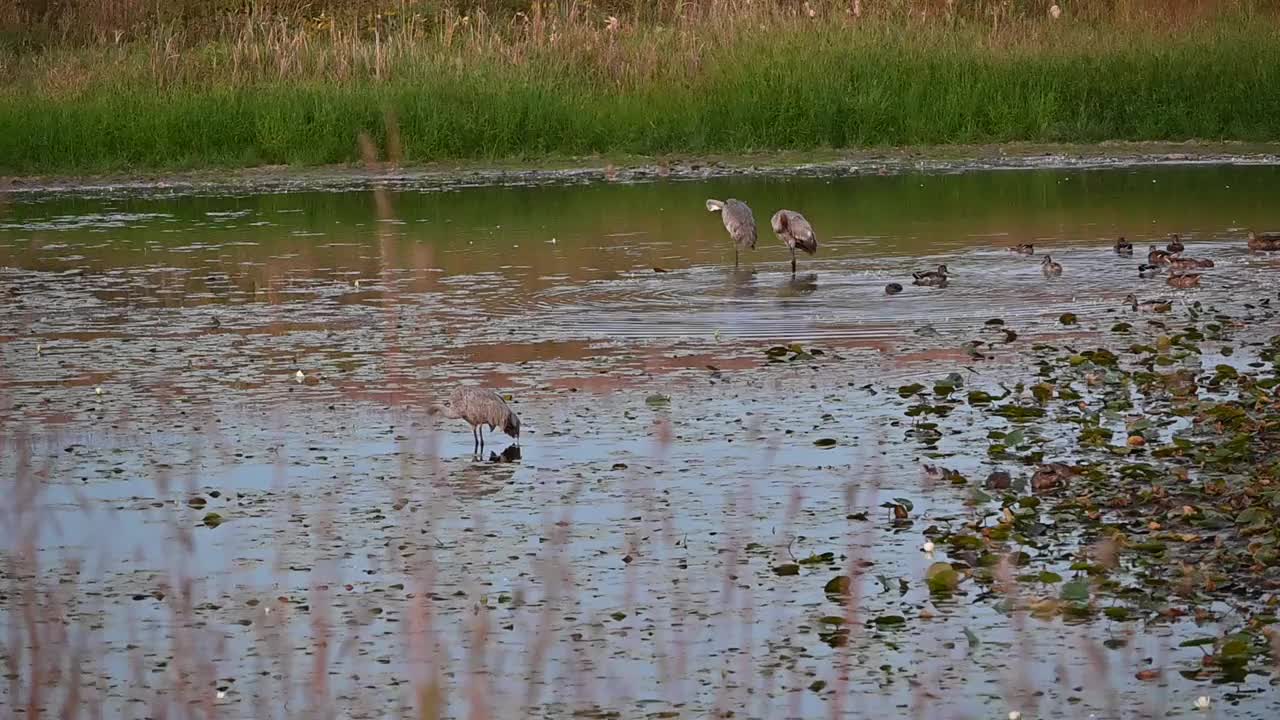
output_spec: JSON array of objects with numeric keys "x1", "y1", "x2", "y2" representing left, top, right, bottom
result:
[
  {"x1": 706, "y1": 199, "x2": 817, "y2": 273},
  {"x1": 705, "y1": 198, "x2": 757, "y2": 266},
  {"x1": 770, "y1": 209, "x2": 818, "y2": 274}
]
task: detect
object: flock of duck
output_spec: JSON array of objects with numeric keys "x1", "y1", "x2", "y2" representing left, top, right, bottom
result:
[{"x1": 704, "y1": 196, "x2": 1280, "y2": 294}]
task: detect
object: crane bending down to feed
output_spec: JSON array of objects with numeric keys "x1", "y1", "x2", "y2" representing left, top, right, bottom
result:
[
  {"x1": 771, "y1": 210, "x2": 818, "y2": 274},
  {"x1": 430, "y1": 386, "x2": 521, "y2": 451},
  {"x1": 705, "y1": 198, "x2": 757, "y2": 266}
]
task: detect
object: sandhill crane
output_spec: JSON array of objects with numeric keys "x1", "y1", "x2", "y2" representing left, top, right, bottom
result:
[
  {"x1": 770, "y1": 209, "x2": 817, "y2": 274},
  {"x1": 430, "y1": 386, "x2": 521, "y2": 452},
  {"x1": 706, "y1": 198, "x2": 757, "y2": 266}
]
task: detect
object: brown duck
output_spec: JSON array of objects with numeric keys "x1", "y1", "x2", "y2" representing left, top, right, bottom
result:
[
  {"x1": 1031, "y1": 463, "x2": 1079, "y2": 492},
  {"x1": 1166, "y1": 273, "x2": 1202, "y2": 289},
  {"x1": 1147, "y1": 246, "x2": 1173, "y2": 265},
  {"x1": 1168, "y1": 256, "x2": 1214, "y2": 271},
  {"x1": 1166, "y1": 233, "x2": 1185, "y2": 253},
  {"x1": 1010, "y1": 243, "x2": 1035, "y2": 255},
  {"x1": 1248, "y1": 231, "x2": 1280, "y2": 251},
  {"x1": 1114, "y1": 237, "x2": 1133, "y2": 256}
]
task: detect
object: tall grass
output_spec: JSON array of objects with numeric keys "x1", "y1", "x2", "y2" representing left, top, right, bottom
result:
[{"x1": 2, "y1": 1, "x2": 1279, "y2": 174}]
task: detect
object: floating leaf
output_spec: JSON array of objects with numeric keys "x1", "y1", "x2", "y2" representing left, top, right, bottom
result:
[
  {"x1": 824, "y1": 575, "x2": 851, "y2": 598},
  {"x1": 897, "y1": 383, "x2": 925, "y2": 398},
  {"x1": 925, "y1": 562, "x2": 960, "y2": 594},
  {"x1": 813, "y1": 438, "x2": 837, "y2": 448},
  {"x1": 1060, "y1": 579, "x2": 1090, "y2": 602},
  {"x1": 202, "y1": 512, "x2": 224, "y2": 528}
]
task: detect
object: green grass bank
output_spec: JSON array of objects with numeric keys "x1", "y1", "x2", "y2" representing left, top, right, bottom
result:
[{"x1": 3, "y1": 2, "x2": 1280, "y2": 175}]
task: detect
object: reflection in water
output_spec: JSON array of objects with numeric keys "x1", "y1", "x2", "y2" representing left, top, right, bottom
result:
[
  {"x1": 488, "y1": 444, "x2": 522, "y2": 463},
  {"x1": 776, "y1": 271, "x2": 818, "y2": 298},
  {"x1": 723, "y1": 267, "x2": 758, "y2": 299}
]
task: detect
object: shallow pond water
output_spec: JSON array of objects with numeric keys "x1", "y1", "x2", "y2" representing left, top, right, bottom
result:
[{"x1": 3, "y1": 162, "x2": 1280, "y2": 719}]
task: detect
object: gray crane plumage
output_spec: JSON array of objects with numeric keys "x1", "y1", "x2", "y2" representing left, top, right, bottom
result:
[
  {"x1": 770, "y1": 209, "x2": 817, "y2": 274},
  {"x1": 706, "y1": 198, "x2": 757, "y2": 266},
  {"x1": 431, "y1": 386, "x2": 521, "y2": 451}
]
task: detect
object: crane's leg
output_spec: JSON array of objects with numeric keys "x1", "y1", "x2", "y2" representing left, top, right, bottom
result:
[
  {"x1": 478, "y1": 426, "x2": 485, "y2": 450},
  {"x1": 733, "y1": 246, "x2": 738, "y2": 268},
  {"x1": 790, "y1": 247, "x2": 797, "y2": 275},
  {"x1": 471, "y1": 425, "x2": 479, "y2": 453}
]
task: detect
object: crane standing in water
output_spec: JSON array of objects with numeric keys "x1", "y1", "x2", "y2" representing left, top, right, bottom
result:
[
  {"x1": 705, "y1": 198, "x2": 757, "y2": 266},
  {"x1": 430, "y1": 386, "x2": 521, "y2": 452},
  {"x1": 770, "y1": 209, "x2": 818, "y2": 274}
]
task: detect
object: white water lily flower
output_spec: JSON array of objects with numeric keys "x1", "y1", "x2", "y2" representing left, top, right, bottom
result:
[
  {"x1": 94, "y1": 386, "x2": 103, "y2": 396},
  {"x1": 922, "y1": 540, "x2": 935, "y2": 553},
  {"x1": 1195, "y1": 696, "x2": 1211, "y2": 711},
  {"x1": 295, "y1": 370, "x2": 304, "y2": 383},
  {"x1": 216, "y1": 690, "x2": 226, "y2": 699}
]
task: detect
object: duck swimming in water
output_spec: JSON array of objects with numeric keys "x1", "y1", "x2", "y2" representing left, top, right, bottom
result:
[
  {"x1": 1167, "y1": 272, "x2": 1202, "y2": 289},
  {"x1": 1148, "y1": 246, "x2": 1173, "y2": 265},
  {"x1": 1138, "y1": 264, "x2": 1162, "y2": 279},
  {"x1": 1166, "y1": 233, "x2": 1185, "y2": 253},
  {"x1": 885, "y1": 282, "x2": 903, "y2": 295},
  {"x1": 1248, "y1": 231, "x2": 1280, "y2": 251},
  {"x1": 1114, "y1": 236, "x2": 1133, "y2": 256},
  {"x1": 912, "y1": 264, "x2": 950, "y2": 287},
  {"x1": 1040, "y1": 255, "x2": 1063, "y2": 277},
  {"x1": 1169, "y1": 256, "x2": 1214, "y2": 271},
  {"x1": 1010, "y1": 243, "x2": 1035, "y2": 255}
]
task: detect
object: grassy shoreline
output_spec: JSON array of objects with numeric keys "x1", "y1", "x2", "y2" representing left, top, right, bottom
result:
[{"x1": 3, "y1": 2, "x2": 1280, "y2": 175}]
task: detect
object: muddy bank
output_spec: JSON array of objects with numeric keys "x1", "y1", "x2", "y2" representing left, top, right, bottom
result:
[{"x1": 5, "y1": 141, "x2": 1280, "y2": 200}]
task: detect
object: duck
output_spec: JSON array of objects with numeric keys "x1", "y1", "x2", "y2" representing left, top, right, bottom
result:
[
  {"x1": 1125, "y1": 293, "x2": 1172, "y2": 313},
  {"x1": 885, "y1": 282, "x2": 903, "y2": 295},
  {"x1": 1148, "y1": 246, "x2": 1173, "y2": 265},
  {"x1": 1167, "y1": 272, "x2": 1202, "y2": 289},
  {"x1": 1166, "y1": 233, "x2": 1185, "y2": 253},
  {"x1": 984, "y1": 470, "x2": 1012, "y2": 490},
  {"x1": 1114, "y1": 236, "x2": 1133, "y2": 256},
  {"x1": 912, "y1": 264, "x2": 950, "y2": 287},
  {"x1": 1040, "y1": 255, "x2": 1063, "y2": 277},
  {"x1": 1168, "y1": 256, "x2": 1214, "y2": 271},
  {"x1": 923, "y1": 464, "x2": 964, "y2": 483},
  {"x1": 1031, "y1": 462, "x2": 1079, "y2": 493},
  {"x1": 1138, "y1": 263, "x2": 1162, "y2": 279},
  {"x1": 1248, "y1": 231, "x2": 1280, "y2": 251},
  {"x1": 1010, "y1": 243, "x2": 1035, "y2": 255}
]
